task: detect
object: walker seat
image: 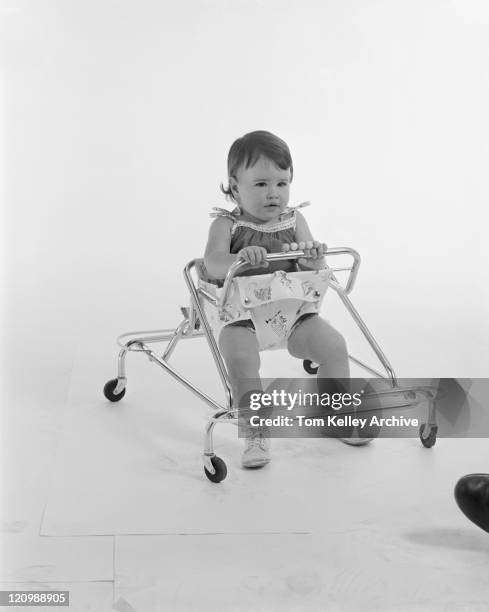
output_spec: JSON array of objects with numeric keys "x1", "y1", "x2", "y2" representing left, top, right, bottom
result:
[
  {"x1": 103, "y1": 248, "x2": 440, "y2": 483},
  {"x1": 199, "y1": 268, "x2": 332, "y2": 350}
]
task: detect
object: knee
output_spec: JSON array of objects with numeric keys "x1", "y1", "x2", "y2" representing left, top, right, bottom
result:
[
  {"x1": 328, "y1": 328, "x2": 348, "y2": 354},
  {"x1": 223, "y1": 348, "x2": 260, "y2": 376},
  {"x1": 219, "y1": 333, "x2": 260, "y2": 375},
  {"x1": 310, "y1": 326, "x2": 347, "y2": 362}
]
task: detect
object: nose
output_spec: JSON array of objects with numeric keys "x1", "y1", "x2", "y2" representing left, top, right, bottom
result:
[{"x1": 267, "y1": 185, "x2": 279, "y2": 199}]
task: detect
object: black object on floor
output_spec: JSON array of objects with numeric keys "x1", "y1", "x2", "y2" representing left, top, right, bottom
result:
[{"x1": 454, "y1": 474, "x2": 489, "y2": 534}]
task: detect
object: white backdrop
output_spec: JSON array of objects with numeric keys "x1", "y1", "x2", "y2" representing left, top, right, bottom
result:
[{"x1": 2, "y1": 0, "x2": 489, "y2": 382}]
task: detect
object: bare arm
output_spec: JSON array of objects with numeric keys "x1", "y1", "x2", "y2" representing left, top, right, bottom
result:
[{"x1": 203, "y1": 217, "x2": 237, "y2": 280}]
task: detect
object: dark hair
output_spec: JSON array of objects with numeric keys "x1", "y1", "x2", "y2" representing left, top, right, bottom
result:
[{"x1": 220, "y1": 130, "x2": 293, "y2": 202}]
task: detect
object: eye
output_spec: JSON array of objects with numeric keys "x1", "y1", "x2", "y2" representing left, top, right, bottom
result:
[
  {"x1": 255, "y1": 182, "x2": 267, "y2": 187},
  {"x1": 278, "y1": 182, "x2": 288, "y2": 187}
]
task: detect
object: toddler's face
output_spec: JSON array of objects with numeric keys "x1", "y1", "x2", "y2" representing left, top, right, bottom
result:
[{"x1": 231, "y1": 156, "x2": 291, "y2": 222}]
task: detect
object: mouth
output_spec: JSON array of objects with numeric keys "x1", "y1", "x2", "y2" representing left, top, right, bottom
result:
[{"x1": 264, "y1": 204, "x2": 280, "y2": 208}]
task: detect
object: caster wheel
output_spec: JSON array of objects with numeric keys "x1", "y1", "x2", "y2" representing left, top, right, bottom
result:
[
  {"x1": 204, "y1": 456, "x2": 227, "y2": 483},
  {"x1": 103, "y1": 378, "x2": 126, "y2": 402},
  {"x1": 419, "y1": 424, "x2": 438, "y2": 448},
  {"x1": 303, "y1": 360, "x2": 319, "y2": 375},
  {"x1": 454, "y1": 474, "x2": 489, "y2": 533}
]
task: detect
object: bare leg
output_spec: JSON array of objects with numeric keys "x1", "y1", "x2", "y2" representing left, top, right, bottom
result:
[
  {"x1": 218, "y1": 325, "x2": 262, "y2": 408},
  {"x1": 288, "y1": 315, "x2": 349, "y2": 380},
  {"x1": 218, "y1": 325, "x2": 271, "y2": 468},
  {"x1": 288, "y1": 316, "x2": 377, "y2": 443},
  {"x1": 288, "y1": 315, "x2": 355, "y2": 439}
]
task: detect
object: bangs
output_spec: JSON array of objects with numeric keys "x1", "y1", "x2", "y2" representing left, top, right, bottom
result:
[{"x1": 242, "y1": 147, "x2": 291, "y2": 173}]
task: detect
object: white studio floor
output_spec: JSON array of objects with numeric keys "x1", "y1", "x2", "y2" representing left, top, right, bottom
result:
[{"x1": 1, "y1": 330, "x2": 489, "y2": 612}]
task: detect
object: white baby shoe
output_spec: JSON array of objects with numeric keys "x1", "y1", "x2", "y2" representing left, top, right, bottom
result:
[{"x1": 242, "y1": 431, "x2": 271, "y2": 468}]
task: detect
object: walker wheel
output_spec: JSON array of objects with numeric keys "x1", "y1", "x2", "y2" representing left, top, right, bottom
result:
[
  {"x1": 103, "y1": 378, "x2": 126, "y2": 402},
  {"x1": 303, "y1": 360, "x2": 319, "y2": 375},
  {"x1": 419, "y1": 424, "x2": 438, "y2": 448},
  {"x1": 204, "y1": 456, "x2": 227, "y2": 483}
]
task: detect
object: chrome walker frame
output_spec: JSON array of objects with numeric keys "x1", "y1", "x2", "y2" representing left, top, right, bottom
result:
[{"x1": 105, "y1": 248, "x2": 439, "y2": 480}]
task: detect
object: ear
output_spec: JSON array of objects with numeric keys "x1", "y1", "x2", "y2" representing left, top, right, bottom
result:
[{"x1": 229, "y1": 176, "x2": 240, "y2": 200}]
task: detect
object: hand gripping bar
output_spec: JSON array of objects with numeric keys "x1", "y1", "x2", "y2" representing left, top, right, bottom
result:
[{"x1": 219, "y1": 247, "x2": 361, "y2": 308}]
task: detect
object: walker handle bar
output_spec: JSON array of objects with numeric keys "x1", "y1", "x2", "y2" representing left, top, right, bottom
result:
[{"x1": 219, "y1": 247, "x2": 360, "y2": 307}]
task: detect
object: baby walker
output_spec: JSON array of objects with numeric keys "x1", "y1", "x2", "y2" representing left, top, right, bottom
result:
[{"x1": 103, "y1": 248, "x2": 439, "y2": 483}]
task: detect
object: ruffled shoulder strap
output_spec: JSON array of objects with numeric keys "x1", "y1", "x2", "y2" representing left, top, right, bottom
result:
[
  {"x1": 209, "y1": 206, "x2": 240, "y2": 220},
  {"x1": 279, "y1": 201, "x2": 311, "y2": 219},
  {"x1": 294, "y1": 200, "x2": 311, "y2": 211}
]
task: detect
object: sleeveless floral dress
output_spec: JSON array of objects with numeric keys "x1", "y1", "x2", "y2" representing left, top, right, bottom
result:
[{"x1": 199, "y1": 202, "x2": 330, "y2": 350}]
